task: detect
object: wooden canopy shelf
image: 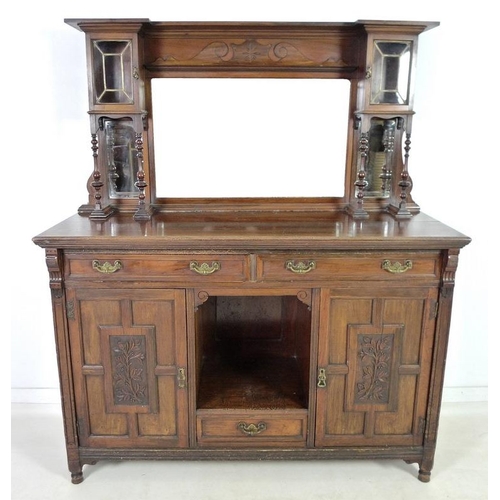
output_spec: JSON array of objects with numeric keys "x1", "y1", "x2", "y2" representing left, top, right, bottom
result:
[{"x1": 62, "y1": 18, "x2": 440, "y2": 220}]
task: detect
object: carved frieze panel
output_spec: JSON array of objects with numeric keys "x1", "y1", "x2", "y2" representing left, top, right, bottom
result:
[
  {"x1": 143, "y1": 26, "x2": 361, "y2": 75},
  {"x1": 147, "y1": 39, "x2": 354, "y2": 69}
]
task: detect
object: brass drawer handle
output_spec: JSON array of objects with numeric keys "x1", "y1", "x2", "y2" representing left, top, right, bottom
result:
[
  {"x1": 189, "y1": 261, "x2": 221, "y2": 275},
  {"x1": 381, "y1": 259, "x2": 413, "y2": 274},
  {"x1": 92, "y1": 260, "x2": 123, "y2": 274},
  {"x1": 285, "y1": 260, "x2": 316, "y2": 274},
  {"x1": 237, "y1": 422, "x2": 267, "y2": 436}
]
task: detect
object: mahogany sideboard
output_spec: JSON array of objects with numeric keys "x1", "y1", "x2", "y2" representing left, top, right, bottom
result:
[{"x1": 33, "y1": 19, "x2": 471, "y2": 484}]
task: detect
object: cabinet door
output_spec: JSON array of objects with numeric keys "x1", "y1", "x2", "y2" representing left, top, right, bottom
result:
[
  {"x1": 315, "y1": 287, "x2": 437, "y2": 447},
  {"x1": 67, "y1": 288, "x2": 188, "y2": 448}
]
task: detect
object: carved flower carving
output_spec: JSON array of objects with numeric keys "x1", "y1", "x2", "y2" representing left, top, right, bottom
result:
[
  {"x1": 110, "y1": 337, "x2": 148, "y2": 405},
  {"x1": 356, "y1": 335, "x2": 393, "y2": 403}
]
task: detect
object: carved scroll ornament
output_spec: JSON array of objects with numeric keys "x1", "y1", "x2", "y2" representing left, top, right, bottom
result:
[{"x1": 149, "y1": 39, "x2": 350, "y2": 69}]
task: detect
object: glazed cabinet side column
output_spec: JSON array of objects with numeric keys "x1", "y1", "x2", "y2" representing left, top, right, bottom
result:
[
  {"x1": 44, "y1": 249, "x2": 83, "y2": 484},
  {"x1": 71, "y1": 19, "x2": 152, "y2": 220},
  {"x1": 350, "y1": 22, "x2": 435, "y2": 217}
]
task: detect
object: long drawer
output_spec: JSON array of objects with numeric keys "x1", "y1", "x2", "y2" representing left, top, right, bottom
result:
[
  {"x1": 256, "y1": 251, "x2": 441, "y2": 282},
  {"x1": 65, "y1": 253, "x2": 250, "y2": 282},
  {"x1": 197, "y1": 410, "x2": 307, "y2": 447}
]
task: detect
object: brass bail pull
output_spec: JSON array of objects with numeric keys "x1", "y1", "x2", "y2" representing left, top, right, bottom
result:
[
  {"x1": 237, "y1": 422, "x2": 267, "y2": 436},
  {"x1": 189, "y1": 261, "x2": 221, "y2": 275},
  {"x1": 381, "y1": 260, "x2": 413, "y2": 274},
  {"x1": 92, "y1": 260, "x2": 123, "y2": 274},
  {"x1": 285, "y1": 260, "x2": 316, "y2": 274}
]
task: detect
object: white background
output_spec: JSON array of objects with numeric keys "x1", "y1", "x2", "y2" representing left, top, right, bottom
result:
[
  {"x1": 153, "y1": 78, "x2": 350, "y2": 197},
  {"x1": 8, "y1": 1, "x2": 491, "y2": 407}
]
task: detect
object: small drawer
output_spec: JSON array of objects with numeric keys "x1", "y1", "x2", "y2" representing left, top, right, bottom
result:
[
  {"x1": 256, "y1": 252, "x2": 441, "y2": 282},
  {"x1": 197, "y1": 411, "x2": 307, "y2": 447},
  {"x1": 66, "y1": 253, "x2": 250, "y2": 282}
]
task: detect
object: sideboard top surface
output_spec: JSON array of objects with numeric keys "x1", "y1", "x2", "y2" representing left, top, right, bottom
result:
[{"x1": 33, "y1": 212, "x2": 471, "y2": 251}]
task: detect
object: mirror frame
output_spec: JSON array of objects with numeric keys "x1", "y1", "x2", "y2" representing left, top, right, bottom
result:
[{"x1": 66, "y1": 19, "x2": 438, "y2": 218}]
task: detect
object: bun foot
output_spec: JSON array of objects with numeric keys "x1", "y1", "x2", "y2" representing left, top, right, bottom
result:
[
  {"x1": 418, "y1": 469, "x2": 431, "y2": 482},
  {"x1": 71, "y1": 471, "x2": 84, "y2": 484}
]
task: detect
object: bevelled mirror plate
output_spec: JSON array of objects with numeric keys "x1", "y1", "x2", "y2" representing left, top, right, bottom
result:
[
  {"x1": 103, "y1": 118, "x2": 140, "y2": 198},
  {"x1": 365, "y1": 118, "x2": 397, "y2": 198}
]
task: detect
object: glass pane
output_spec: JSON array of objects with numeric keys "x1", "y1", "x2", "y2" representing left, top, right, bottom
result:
[
  {"x1": 152, "y1": 78, "x2": 350, "y2": 198},
  {"x1": 365, "y1": 118, "x2": 397, "y2": 197},
  {"x1": 370, "y1": 41, "x2": 412, "y2": 105},
  {"x1": 103, "y1": 118, "x2": 139, "y2": 198},
  {"x1": 93, "y1": 41, "x2": 133, "y2": 104}
]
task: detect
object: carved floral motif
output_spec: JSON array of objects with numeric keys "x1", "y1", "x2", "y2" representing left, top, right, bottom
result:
[
  {"x1": 231, "y1": 39, "x2": 271, "y2": 62},
  {"x1": 355, "y1": 334, "x2": 393, "y2": 403},
  {"x1": 110, "y1": 336, "x2": 148, "y2": 405}
]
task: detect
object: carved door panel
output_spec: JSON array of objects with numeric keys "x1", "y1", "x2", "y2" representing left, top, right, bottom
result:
[
  {"x1": 315, "y1": 286, "x2": 438, "y2": 447},
  {"x1": 67, "y1": 288, "x2": 188, "y2": 448}
]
